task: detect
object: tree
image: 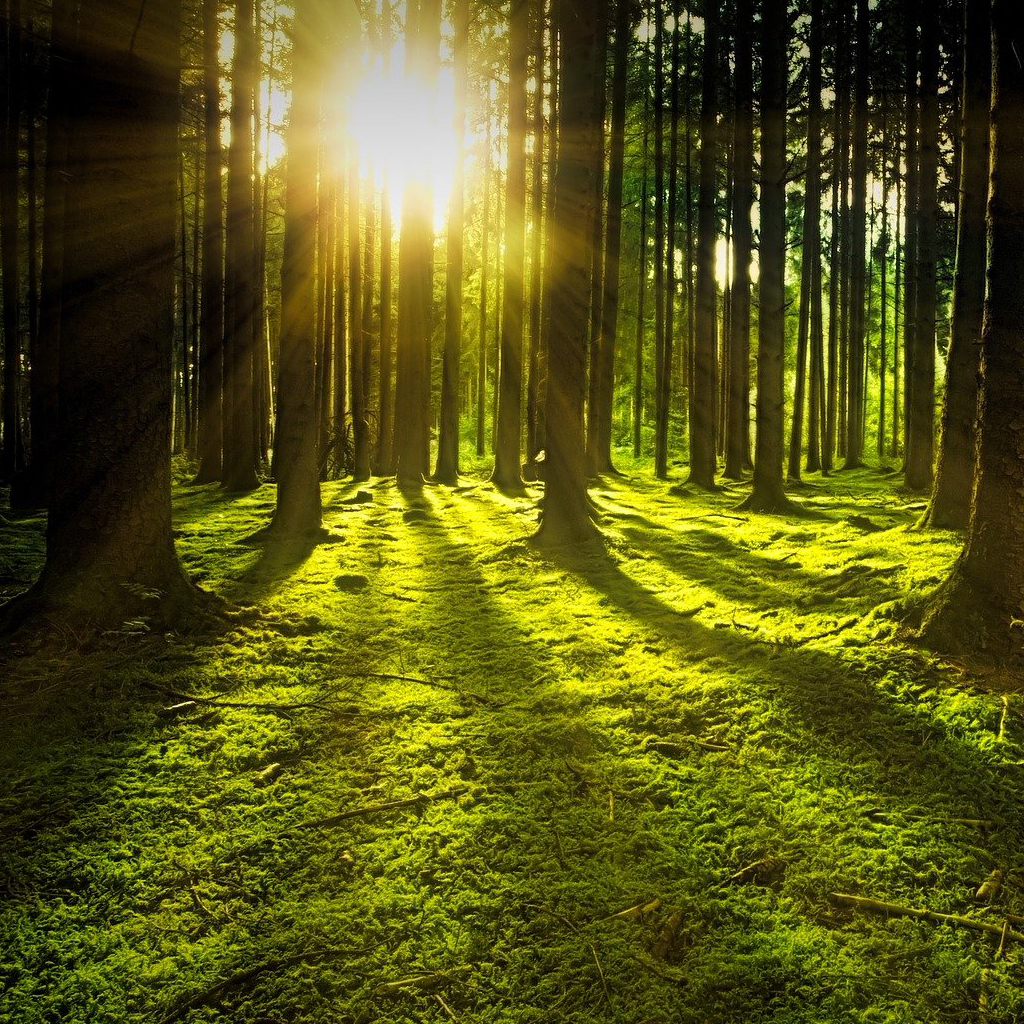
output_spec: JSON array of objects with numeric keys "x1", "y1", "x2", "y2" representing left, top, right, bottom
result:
[
  {"x1": 742, "y1": 0, "x2": 789, "y2": 512},
  {"x1": 536, "y1": 0, "x2": 603, "y2": 545},
  {"x1": 434, "y1": 0, "x2": 470, "y2": 484},
  {"x1": 843, "y1": 0, "x2": 869, "y2": 469},
  {"x1": 593, "y1": 0, "x2": 632, "y2": 476},
  {"x1": 492, "y1": 0, "x2": 528, "y2": 491},
  {"x1": 222, "y1": 0, "x2": 260, "y2": 491},
  {"x1": 923, "y1": 0, "x2": 989, "y2": 529},
  {"x1": 920, "y1": 0, "x2": 1024, "y2": 659},
  {"x1": 194, "y1": 0, "x2": 225, "y2": 485},
  {"x1": 725, "y1": 0, "x2": 753, "y2": 481},
  {"x1": 688, "y1": 4, "x2": 719, "y2": 490},
  {"x1": 1, "y1": 0, "x2": 22, "y2": 482},
  {"x1": 268, "y1": 0, "x2": 324, "y2": 538},
  {"x1": 3, "y1": 0, "x2": 201, "y2": 631},
  {"x1": 394, "y1": 0, "x2": 440, "y2": 487}
]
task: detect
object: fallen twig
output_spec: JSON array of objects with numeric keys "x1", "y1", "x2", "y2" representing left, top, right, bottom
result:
[
  {"x1": 830, "y1": 892, "x2": 1024, "y2": 943},
  {"x1": 298, "y1": 787, "x2": 470, "y2": 830}
]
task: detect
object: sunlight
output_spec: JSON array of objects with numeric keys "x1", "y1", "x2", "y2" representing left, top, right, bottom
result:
[{"x1": 336, "y1": 55, "x2": 459, "y2": 231}]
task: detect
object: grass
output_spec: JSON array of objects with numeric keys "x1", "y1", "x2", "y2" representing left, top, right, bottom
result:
[{"x1": 2, "y1": 453, "x2": 1024, "y2": 1023}]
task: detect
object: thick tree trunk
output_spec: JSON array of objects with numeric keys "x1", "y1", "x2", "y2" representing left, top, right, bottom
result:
[
  {"x1": 349, "y1": 153, "x2": 370, "y2": 481},
  {"x1": 742, "y1": 0, "x2": 789, "y2": 511},
  {"x1": 375, "y1": 3, "x2": 393, "y2": 474},
  {"x1": 3, "y1": 0, "x2": 200, "y2": 631},
  {"x1": 493, "y1": 0, "x2": 529, "y2": 490},
  {"x1": 270, "y1": 0, "x2": 323, "y2": 538},
  {"x1": 724, "y1": 0, "x2": 753, "y2": 482},
  {"x1": 633, "y1": 13, "x2": 650, "y2": 461},
  {"x1": 222, "y1": 0, "x2": 259, "y2": 491},
  {"x1": 921, "y1": 0, "x2": 1024, "y2": 659},
  {"x1": 1, "y1": 0, "x2": 22, "y2": 481},
  {"x1": 924, "y1": 0, "x2": 989, "y2": 529},
  {"x1": 651, "y1": 0, "x2": 666, "y2": 477},
  {"x1": 902, "y1": 14, "x2": 920, "y2": 465},
  {"x1": 476, "y1": 98, "x2": 491, "y2": 460},
  {"x1": 434, "y1": 0, "x2": 469, "y2": 484},
  {"x1": 19, "y1": 0, "x2": 73, "y2": 506},
  {"x1": 536, "y1": 0, "x2": 601, "y2": 545},
  {"x1": 688, "y1": 6, "x2": 718, "y2": 489},
  {"x1": 905, "y1": 0, "x2": 938, "y2": 492}
]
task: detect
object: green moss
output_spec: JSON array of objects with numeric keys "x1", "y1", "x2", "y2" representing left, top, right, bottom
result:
[{"x1": 2, "y1": 462, "x2": 1023, "y2": 1022}]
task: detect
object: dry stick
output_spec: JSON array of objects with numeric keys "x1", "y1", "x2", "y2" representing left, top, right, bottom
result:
[
  {"x1": 830, "y1": 893, "x2": 1024, "y2": 943},
  {"x1": 143, "y1": 681, "x2": 335, "y2": 714},
  {"x1": 979, "y1": 919, "x2": 1010, "y2": 1015},
  {"x1": 588, "y1": 942, "x2": 611, "y2": 1003},
  {"x1": 298, "y1": 787, "x2": 470, "y2": 830},
  {"x1": 998, "y1": 694, "x2": 1011, "y2": 743},
  {"x1": 338, "y1": 670, "x2": 497, "y2": 706}
]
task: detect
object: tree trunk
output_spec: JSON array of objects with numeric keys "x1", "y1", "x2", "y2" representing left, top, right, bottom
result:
[
  {"x1": 270, "y1": 0, "x2": 323, "y2": 538},
  {"x1": 924, "y1": 0, "x2": 989, "y2": 528},
  {"x1": 1, "y1": 0, "x2": 22, "y2": 481},
  {"x1": 3, "y1": 0, "x2": 201, "y2": 631},
  {"x1": 493, "y1": 0, "x2": 529, "y2": 490},
  {"x1": 477, "y1": 93, "x2": 491, "y2": 459},
  {"x1": 595, "y1": 0, "x2": 630, "y2": 475},
  {"x1": 905, "y1": 0, "x2": 937, "y2": 492},
  {"x1": 920, "y1": 0, "x2": 1024, "y2": 660},
  {"x1": 222, "y1": 0, "x2": 259, "y2": 491},
  {"x1": 633, "y1": 7, "x2": 650, "y2": 461},
  {"x1": 394, "y1": 0, "x2": 439, "y2": 487},
  {"x1": 843, "y1": 0, "x2": 869, "y2": 469},
  {"x1": 902, "y1": 12, "x2": 920, "y2": 465},
  {"x1": 688, "y1": 5, "x2": 718, "y2": 489},
  {"x1": 349, "y1": 150, "x2": 370, "y2": 480},
  {"x1": 434, "y1": 0, "x2": 468, "y2": 484},
  {"x1": 651, "y1": 0, "x2": 666, "y2": 476},
  {"x1": 724, "y1": 0, "x2": 753, "y2": 481},
  {"x1": 742, "y1": 0, "x2": 789, "y2": 511},
  {"x1": 654, "y1": 0, "x2": 680, "y2": 480},
  {"x1": 536, "y1": 0, "x2": 602, "y2": 545}
]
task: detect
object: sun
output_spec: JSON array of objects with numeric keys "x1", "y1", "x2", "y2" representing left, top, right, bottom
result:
[{"x1": 332, "y1": 55, "x2": 459, "y2": 232}]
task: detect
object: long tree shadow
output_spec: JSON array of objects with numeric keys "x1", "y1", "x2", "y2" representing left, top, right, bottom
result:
[{"x1": 547, "y1": 543, "x2": 1024, "y2": 835}]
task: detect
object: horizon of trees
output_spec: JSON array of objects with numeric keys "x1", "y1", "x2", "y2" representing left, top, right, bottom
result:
[{"x1": 0, "y1": 0, "x2": 1022, "y2": 659}]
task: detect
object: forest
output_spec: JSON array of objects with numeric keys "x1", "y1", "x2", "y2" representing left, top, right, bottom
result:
[{"x1": 2, "y1": 0, "x2": 1024, "y2": 1020}]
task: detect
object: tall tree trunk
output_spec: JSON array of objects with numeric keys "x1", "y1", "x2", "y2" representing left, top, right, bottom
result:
[
  {"x1": 725, "y1": 0, "x2": 753, "y2": 481},
  {"x1": 3, "y1": 0, "x2": 200, "y2": 630},
  {"x1": 843, "y1": 0, "x2": 869, "y2": 468},
  {"x1": 434, "y1": 0, "x2": 469, "y2": 484},
  {"x1": 349, "y1": 151, "x2": 370, "y2": 480},
  {"x1": 270, "y1": 0, "x2": 323, "y2": 538},
  {"x1": 1, "y1": 0, "x2": 22, "y2": 481},
  {"x1": 878, "y1": 103, "x2": 889, "y2": 461},
  {"x1": 21, "y1": 0, "x2": 73, "y2": 506},
  {"x1": 651, "y1": 0, "x2": 666, "y2": 476},
  {"x1": 905, "y1": 0, "x2": 937, "y2": 492},
  {"x1": 902, "y1": 12, "x2": 920, "y2": 463},
  {"x1": 924, "y1": 0, "x2": 989, "y2": 528},
  {"x1": 633, "y1": 7, "x2": 650, "y2": 460},
  {"x1": 920, "y1": 0, "x2": 1024, "y2": 659},
  {"x1": 584, "y1": 1, "x2": 607, "y2": 478},
  {"x1": 743, "y1": 0, "x2": 789, "y2": 511},
  {"x1": 493, "y1": 0, "x2": 529, "y2": 490},
  {"x1": 394, "y1": 0, "x2": 439, "y2": 486},
  {"x1": 824, "y1": 65, "x2": 840, "y2": 473},
  {"x1": 537, "y1": 0, "x2": 602, "y2": 545},
  {"x1": 222, "y1": 0, "x2": 259, "y2": 491},
  {"x1": 688, "y1": 5, "x2": 718, "y2": 489},
  {"x1": 595, "y1": 0, "x2": 630, "y2": 475},
  {"x1": 374, "y1": 3, "x2": 393, "y2": 473},
  {"x1": 654, "y1": 0, "x2": 680, "y2": 479},
  {"x1": 525, "y1": 0, "x2": 546, "y2": 476},
  {"x1": 476, "y1": 92, "x2": 492, "y2": 459}
]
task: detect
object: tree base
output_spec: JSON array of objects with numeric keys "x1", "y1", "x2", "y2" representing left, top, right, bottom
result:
[{"x1": 736, "y1": 489, "x2": 803, "y2": 515}]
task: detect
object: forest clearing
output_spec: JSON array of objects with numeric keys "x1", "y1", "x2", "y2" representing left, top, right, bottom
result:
[{"x1": 3, "y1": 463, "x2": 1023, "y2": 1022}]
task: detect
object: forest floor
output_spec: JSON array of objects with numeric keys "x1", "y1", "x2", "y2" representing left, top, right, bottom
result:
[{"x1": 2, "y1": 455, "x2": 1024, "y2": 1023}]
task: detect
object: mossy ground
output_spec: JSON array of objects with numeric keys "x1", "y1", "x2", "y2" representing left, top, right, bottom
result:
[{"x1": 2, "y1": 455, "x2": 1024, "y2": 1023}]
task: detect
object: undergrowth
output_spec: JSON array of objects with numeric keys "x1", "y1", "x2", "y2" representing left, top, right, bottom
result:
[{"x1": 2, "y1": 456, "x2": 1023, "y2": 1023}]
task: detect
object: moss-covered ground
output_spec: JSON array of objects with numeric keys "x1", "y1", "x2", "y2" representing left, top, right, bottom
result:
[{"x1": 2, "y1": 457, "x2": 1024, "y2": 1023}]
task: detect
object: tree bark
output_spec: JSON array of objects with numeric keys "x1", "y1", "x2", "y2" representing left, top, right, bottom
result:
[
  {"x1": 920, "y1": 0, "x2": 1024, "y2": 660},
  {"x1": 688, "y1": 5, "x2": 718, "y2": 490},
  {"x1": 536, "y1": 0, "x2": 602, "y2": 545},
  {"x1": 742, "y1": 0, "x2": 789, "y2": 511},
  {"x1": 905, "y1": 0, "x2": 937, "y2": 492},
  {"x1": 3, "y1": 0, "x2": 201, "y2": 631},
  {"x1": 270, "y1": 0, "x2": 323, "y2": 538},
  {"x1": 924, "y1": 0, "x2": 989, "y2": 528},
  {"x1": 492, "y1": 0, "x2": 529, "y2": 490}
]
